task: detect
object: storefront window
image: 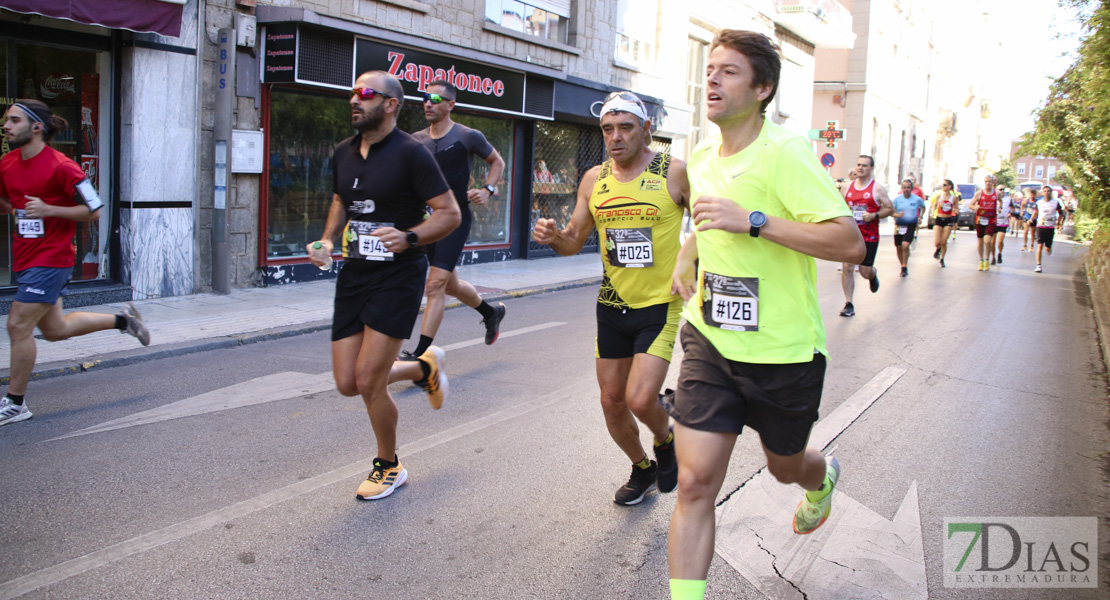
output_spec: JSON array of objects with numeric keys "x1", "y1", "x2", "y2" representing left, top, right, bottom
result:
[
  {"x1": 528, "y1": 121, "x2": 603, "y2": 257},
  {"x1": 397, "y1": 103, "x2": 513, "y2": 245},
  {"x1": 266, "y1": 90, "x2": 515, "y2": 259},
  {"x1": 266, "y1": 87, "x2": 351, "y2": 258},
  {"x1": 1, "y1": 40, "x2": 110, "y2": 286}
]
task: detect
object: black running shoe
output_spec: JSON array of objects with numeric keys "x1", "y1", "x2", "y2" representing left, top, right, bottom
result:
[
  {"x1": 839, "y1": 302, "x2": 855, "y2": 317},
  {"x1": 900, "y1": 267, "x2": 908, "y2": 277},
  {"x1": 614, "y1": 461, "x2": 657, "y2": 506},
  {"x1": 398, "y1": 350, "x2": 419, "y2": 362},
  {"x1": 654, "y1": 429, "x2": 677, "y2": 494},
  {"x1": 869, "y1": 271, "x2": 880, "y2": 293},
  {"x1": 933, "y1": 248, "x2": 941, "y2": 259},
  {"x1": 997, "y1": 254, "x2": 1003, "y2": 264},
  {"x1": 481, "y1": 302, "x2": 506, "y2": 345}
]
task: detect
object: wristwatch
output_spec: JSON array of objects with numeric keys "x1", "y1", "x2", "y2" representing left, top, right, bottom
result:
[
  {"x1": 484, "y1": 184, "x2": 497, "y2": 195},
  {"x1": 748, "y1": 210, "x2": 767, "y2": 238},
  {"x1": 405, "y1": 230, "x2": 420, "y2": 247}
]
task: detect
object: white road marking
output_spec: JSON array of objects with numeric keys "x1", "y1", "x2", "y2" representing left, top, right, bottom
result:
[
  {"x1": 713, "y1": 366, "x2": 927, "y2": 599},
  {"x1": 45, "y1": 322, "x2": 566, "y2": 442},
  {"x1": 438, "y1": 321, "x2": 564, "y2": 352},
  {"x1": 0, "y1": 377, "x2": 598, "y2": 600}
]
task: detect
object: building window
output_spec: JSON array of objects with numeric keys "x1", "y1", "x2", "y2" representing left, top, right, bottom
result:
[
  {"x1": 685, "y1": 36, "x2": 708, "y2": 154},
  {"x1": 1048, "y1": 165, "x2": 1056, "y2": 180},
  {"x1": 485, "y1": 1, "x2": 569, "y2": 44},
  {"x1": 397, "y1": 105, "x2": 514, "y2": 246},
  {"x1": 1034, "y1": 165, "x2": 1044, "y2": 178},
  {"x1": 614, "y1": 0, "x2": 656, "y2": 68},
  {"x1": 266, "y1": 87, "x2": 517, "y2": 260},
  {"x1": 1, "y1": 39, "x2": 111, "y2": 288},
  {"x1": 1017, "y1": 162, "x2": 1026, "y2": 175}
]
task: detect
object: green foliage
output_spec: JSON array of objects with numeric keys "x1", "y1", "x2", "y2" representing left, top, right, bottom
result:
[
  {"x1": 1022, "y1": 0, "x2": 1110, "y2": 222},
  {"x1": 996, "y1": 159, "x2": 1017, "y2": 189}
]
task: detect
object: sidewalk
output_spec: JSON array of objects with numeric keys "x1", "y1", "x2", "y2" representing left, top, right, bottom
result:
[{"x1": 0, "y1": 253, "x2": 602, "y2": 383}]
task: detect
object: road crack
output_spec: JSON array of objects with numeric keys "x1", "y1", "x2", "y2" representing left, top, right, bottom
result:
[{"x1": 752, "y1": 530, "x2": 809, "y2": 600}]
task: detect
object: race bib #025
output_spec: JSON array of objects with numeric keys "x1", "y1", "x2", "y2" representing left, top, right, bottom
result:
[
  {"x1": 605, "y1": 227, "x2": 654, "y2": 268},
  {"x1": 700, "y1": 271, "x2": 759, "y2": 331}
]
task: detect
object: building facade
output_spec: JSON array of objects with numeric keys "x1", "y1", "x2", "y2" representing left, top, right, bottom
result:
[{"x1": 1009, "y1": 140, "x2": 1066, "y2": 187}]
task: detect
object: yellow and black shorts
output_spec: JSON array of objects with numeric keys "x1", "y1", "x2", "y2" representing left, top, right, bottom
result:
[{"x1": 595, "y1": 297, "x2": 682, "y2": 361}]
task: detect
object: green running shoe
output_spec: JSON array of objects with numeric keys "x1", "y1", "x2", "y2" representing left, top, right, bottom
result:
[{"x1": 793, "y1": 456, "x2": 840, "y2": 535}]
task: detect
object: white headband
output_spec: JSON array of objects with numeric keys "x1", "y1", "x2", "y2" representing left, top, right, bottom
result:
[{"x1": 598, "y1": 97, "x2": 648, "y2": 122}]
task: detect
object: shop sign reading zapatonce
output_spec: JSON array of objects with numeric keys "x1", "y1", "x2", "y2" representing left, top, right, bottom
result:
[
  {"x1": 355, "y1": 38, "x2": 525, "y2": 115},
  {"x1": 261, "y1": 23, "x2": 297, "y2": 83}
]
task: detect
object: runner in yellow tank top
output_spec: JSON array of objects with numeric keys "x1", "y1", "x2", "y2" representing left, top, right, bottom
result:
[
  {"x1": 533, "y1": 91, "x2": 690, "y2": 507},
  {"x1": 591, "y1": 152, "x2": 684, "y2": 309}
]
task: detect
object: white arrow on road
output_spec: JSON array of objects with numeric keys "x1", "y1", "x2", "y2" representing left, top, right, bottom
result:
[{"x1": 712, "y1": 366, "x2": 926, "y2": 599}]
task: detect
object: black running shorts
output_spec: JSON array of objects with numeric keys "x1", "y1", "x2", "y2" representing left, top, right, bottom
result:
[
  {"x1": 860, "y1": 241, "x2": 878, "y2": 267},
  {"x1": 332, "y1": 256, "x2": 428, "y2": 341},
  {"x1": 670, "y1": 323, "x2": 826, "y2": 457},
  {"x1": 595, "y1": 298, "x2": 682, "y2": 361},
  {"x1": 893, "y1": 223, "x2": 917, "y2": 246},
  {"x1": 427, "y1": 203, "x2": 472, "y2": 272},
  {"x1": 935, "y1": 216, "x2": 957, "y2": 228},
  {"x1": 1037, "y1": 227, "x2": 1055, "y2": 249}
]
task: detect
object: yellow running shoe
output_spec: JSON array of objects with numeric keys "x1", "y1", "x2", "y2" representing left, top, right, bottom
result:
[
  {"x1": 356, "y1": 458, "x2": 408, "y2": 500},
  {"x1": 417, "y1": 346, "x2": 448, "y2": 410},
  {"x1": 793, "y1": 456, "x2": 840, "y2": 535}
]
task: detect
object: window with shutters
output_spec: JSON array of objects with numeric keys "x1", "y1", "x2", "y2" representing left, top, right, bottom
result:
[
  {"x1": 485, "y1": 0, "x2": 569, "y2": 44},
  {"x1": 614, "y1": 0, "x2": 657, "y2": 69}
]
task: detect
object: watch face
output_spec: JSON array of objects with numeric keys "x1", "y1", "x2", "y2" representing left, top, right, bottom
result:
[{"x1": 750, "y1": 211, "x2": 767, "y2": 227}]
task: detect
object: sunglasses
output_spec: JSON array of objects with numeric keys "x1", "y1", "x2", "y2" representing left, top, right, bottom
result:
[
  {"x1": 350, "y1": 87, "x2": 391, "y2": 101},
  {"x1": 423, "y1": 93, "x2": 450, "y2": 104}
]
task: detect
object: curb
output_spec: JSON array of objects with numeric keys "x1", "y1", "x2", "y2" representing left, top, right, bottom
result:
[
  {"x1": 1, "y1": 277, "x2": 603, "y2": 386},
  {"x1": 1085, "y1": 250, "x2": 1110, "y2": 377}
]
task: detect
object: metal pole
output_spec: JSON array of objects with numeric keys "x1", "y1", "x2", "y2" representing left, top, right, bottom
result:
[{"x1": 212, "y1": 28, "x2": 235, "y2": 294}]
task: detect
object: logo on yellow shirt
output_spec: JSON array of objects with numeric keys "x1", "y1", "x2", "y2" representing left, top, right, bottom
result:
[{"x1": 639, "y1": 178, "x2": 663, "y2": 191}]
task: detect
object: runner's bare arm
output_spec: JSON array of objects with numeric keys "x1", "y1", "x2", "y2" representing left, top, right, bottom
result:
[
  {"x1": 667, "y1": 158, "x2": 692, "y2": 210},
  {"x1": 310, "y1": 194, "x2": 347, "y2": 256},
  {"x1": 23, "y1": 196, "x2": 99, "y2": 222},
  {"x1": 969, "y1": 190, "x2": 981, "y2": 212},
  {"x1": 532, "y1": 165, "x2": 598, "y2": 255},
  {"x1": 672, "y1": 233, "x2": 698, "y2": 301},
  {"x1": 467, "y1": 147, "x2": 506, "y2": 206},
  {"x1": 873, "y1": 184, "x2": 894, "y2": 219},
  {"x1": 691, "y1": 196, "x2": 864, "y2": 264},
  {"x1": 374, "y1": 190, "x2": 461, "y2": 252}
]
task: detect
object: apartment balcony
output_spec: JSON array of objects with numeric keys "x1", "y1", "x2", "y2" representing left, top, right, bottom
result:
[{"x1": 773, "y1": 0, "x2": 855, "y2": 49}]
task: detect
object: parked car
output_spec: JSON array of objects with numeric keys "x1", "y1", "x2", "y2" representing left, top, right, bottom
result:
[{"x1": 927, "y1": 183, "x2": 977, "y2": 229}]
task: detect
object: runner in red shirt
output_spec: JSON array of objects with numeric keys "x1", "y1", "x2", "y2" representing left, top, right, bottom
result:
[
  {"x1": 0, "y1": 100, "x2": 149, "y2": 426},
  {"x1": 970, "y1": 174, "x2": 999, "y2": 271},
  {"x1": 839, "y1": 155, "x2": 892, "y2": 317}
]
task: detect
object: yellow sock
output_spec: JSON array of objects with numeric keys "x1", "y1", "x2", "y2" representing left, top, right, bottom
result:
[
  {"x1": 634, "y1": 456, "x2": 652, "y2": 470},
  {"x1": 670, "y1": 579, "x2": 707, "y2": 600},
  {"x1": 655, "y1": 430, "x2": 674, "y2": 447}
]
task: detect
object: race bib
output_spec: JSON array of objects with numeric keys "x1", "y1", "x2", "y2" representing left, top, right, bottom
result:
[
  {"x1": 978, "y1": 217, "x2": 990, "y2": 226},
  {"x1": 1041, "y1": 213, "x2": 1058, "y2": 227},
  {"x1": 605, "y1": 227, "x2": 653, "y2": 268},
  {"x1": 851, "y1": 205, "x2": 866, "y2": 223},
  {"x1": 15, "y1": 209, "x2": 44, "y2": 238},
  {"x1": 897, "y1": 225, "x2": 908, "y2": 235},
  {"x1": 996, "y1": 213, "x2": 1009, "y2": 226},
  {"x1": 700, "y1": 271, "x2": 758, "y2": 331},
  {"x1": 940, "y1": 200, "x2": 952, "y2": 213},
  {"x1": 345, "y1": 221, "x2": 394, "y2": 261}
]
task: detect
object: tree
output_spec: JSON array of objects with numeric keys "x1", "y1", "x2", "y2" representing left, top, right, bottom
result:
[
  {"x1": 996, "y1": 159, "x2": 1017, "y2": 190},
  {"x1": 1021, "y1": 0, "x2": 1110, "y2": 222}
]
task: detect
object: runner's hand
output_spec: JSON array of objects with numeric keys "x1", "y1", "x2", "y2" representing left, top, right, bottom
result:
[
  {"x1": 692, "y1": 195, "x2": 747, "y2": 233},
  {"x1": 533, "y1": 218, "x2": 558, "y2": 244},
  {"x1": 467, "y1": 188, "x2": 490, "y2": 206},
  {"x1": 672, "y1": 255, "x2": 697, "y2": 301},
  {"x1": 23, "y1": 196, "x2": 51, "y2": 218},
  {"x1": 371, "y1": 226, "x2": 409, "y2": 251},
  {"x1": 306, "y1": 239, "x2": 334, "y2": 267}
]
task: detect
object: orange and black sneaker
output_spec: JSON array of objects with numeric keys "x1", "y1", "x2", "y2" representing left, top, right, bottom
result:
[
  {"x1": 416, "y1": 346, "x2": 448, "y2": 410},
  {"x1": 356, "y1": 458, "x2": 408, "y2": 500}
]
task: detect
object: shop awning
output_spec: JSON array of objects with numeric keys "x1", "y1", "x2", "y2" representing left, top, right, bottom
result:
[{"x1": 0, "y1": 0, "x2": 185, "y2": 38}]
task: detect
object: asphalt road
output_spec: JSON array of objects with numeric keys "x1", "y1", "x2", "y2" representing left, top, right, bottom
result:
[{"x1": 1, "y1": 229, "x2": 1106, "y2": 599}]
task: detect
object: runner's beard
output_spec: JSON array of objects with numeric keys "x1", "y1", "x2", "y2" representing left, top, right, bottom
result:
[
  {"x1": 3, "y1": 129, "x2": 30, "y2": 149},
  {"x1": 354, "y1": 103, "x2": 386, "y2": 133}
]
